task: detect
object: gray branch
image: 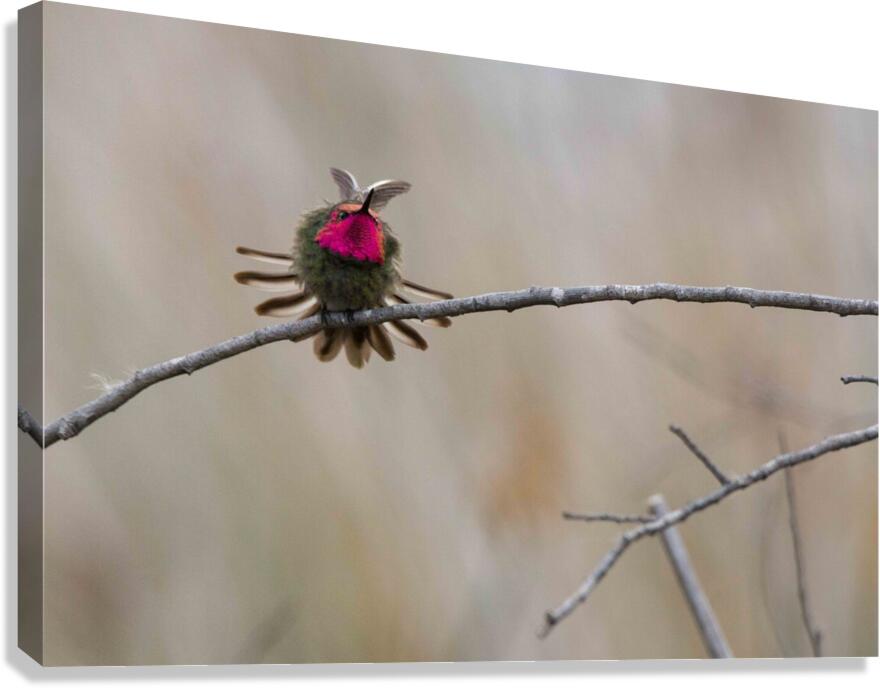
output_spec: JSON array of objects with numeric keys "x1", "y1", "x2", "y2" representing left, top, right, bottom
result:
[
  {"x1": 669, "y1": 424, "x2": 730, "y2": 485},
  {"x1": 17, "y1": 405, "x2": 43, "y2": 447},
  {"x1": 563, "y1": 511, "x2": 654, "y2": 524},
  {"x1": 648, "y1": 494, "x2": 733, "y2": 658},
  {"x1": 840, "y1": 375, "x2": 878, "y2": 385},
  {"x1": 16, "y1": 283, "x2": 878, "y2": 449},
  {"x1": 538, "y1": 423, "x2": 878, "y2": 639}
]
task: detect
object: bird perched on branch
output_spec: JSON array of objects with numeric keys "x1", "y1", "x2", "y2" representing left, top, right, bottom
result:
[{"x1": 235, "y1": 168, "x2": 453, "y2": 367}]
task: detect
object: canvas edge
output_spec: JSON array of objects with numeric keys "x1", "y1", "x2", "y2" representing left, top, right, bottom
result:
[{"x1": 17, "y1": 0, "x2": 44, "y2": 666}]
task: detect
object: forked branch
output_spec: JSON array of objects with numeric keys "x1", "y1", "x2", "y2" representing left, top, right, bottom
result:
[
  {"x1": 16, "y1": 283, "x2": 877, "y2": 448},
  {"x1": 648, "y1": 494, "x2": 733, "y2": 658},
  {"x1": 539, "y1": 423, "x2": 878, "y2": 638}
]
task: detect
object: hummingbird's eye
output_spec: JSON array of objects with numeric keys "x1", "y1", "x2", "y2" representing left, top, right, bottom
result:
[{"x1": 337, "y1": 211, "x2": 348, "y2": 221}]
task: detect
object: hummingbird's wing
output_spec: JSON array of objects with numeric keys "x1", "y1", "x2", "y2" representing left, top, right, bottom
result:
[
  {"x1": 399, "y1": 279, "x2": 453, "y2": 301},
  {"x1": 236, "y1": 245, "x2": 293, "y2": 266},
  {"x1": 234, "y1": 270, "x2": 301, "y2": 292},
  {"x1": 254, "y1": 292, "x2": 317, "y2": 317},
  {"x1": 364, "y1": 179, "x2": 411, "y2": 211},
  {"x1": 330, "y1": 168, "x2": 360, "y2": 201}
]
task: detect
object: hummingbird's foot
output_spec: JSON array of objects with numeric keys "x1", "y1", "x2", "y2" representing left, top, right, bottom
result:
[
  {"x1": 319, "y1": 305, "x2": 332, "y2": 328},
  {"x1": 318, "y1": 307, "x2": 356, "y2": 328},
  {"x1": 316, "y1": 305, "x2": 362, "y2": 328}
]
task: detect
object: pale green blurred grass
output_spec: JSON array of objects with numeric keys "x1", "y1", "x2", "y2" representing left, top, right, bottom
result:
[{"x1": 40, "y1": 3, "x2": 876, "y2": 664}]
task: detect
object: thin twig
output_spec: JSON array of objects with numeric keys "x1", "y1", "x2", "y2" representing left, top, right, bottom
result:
[
  {"x1": 783, "y1": 469, "x2": 823, "y2": 657},
  {"x1": 780, "y1": 430, "x2": 823, "y2": 657},
  {"x1": 538, "y1": 423, "x2": 878, "y2": 638},
  {"x1": 17, "y1": 283, "x2": 877, "y2": 448},
  {"x1": 840, "y1": 375, "x2": 878, "y2": 385},
  {"x1": 563, "y1": 511, "x2": 654, "y2": 524},
  {"x1": 669, "y1": 425, "x2": 730, "y2": 485},
  {"x1": 648, "y1": 494, "x2": 733, "y2": 658}
]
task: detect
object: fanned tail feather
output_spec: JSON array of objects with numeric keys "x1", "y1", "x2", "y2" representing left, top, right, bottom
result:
[
  {"x1": 366, "y1": 324, "x2": 396, "y2": 361},
  {"x1": 311, "y1": 323, "x2": 397, "y2": 367},
  {"x1": 344, "y1": 327, "x2": 371, "y2": 368},
  {"x1": 313, "y1": 329, "x2": 345, "y2": 361},
  {"x1": 383, "y1": 319, "x2": 428, "y2": 351}
]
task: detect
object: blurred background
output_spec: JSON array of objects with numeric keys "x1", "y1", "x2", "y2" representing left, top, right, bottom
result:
[{"x1": 40, "y1": 2, "x2": 876, "y2": 664}]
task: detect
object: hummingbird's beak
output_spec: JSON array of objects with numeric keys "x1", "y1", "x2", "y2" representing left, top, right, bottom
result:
[{"x1": 358, "y1": 188, "x2": 375, "y2": 215}]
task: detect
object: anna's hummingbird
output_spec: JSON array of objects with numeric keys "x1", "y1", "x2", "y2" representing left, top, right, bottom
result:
[{"x1": 235, "y1": 168, "x2": 452, "y2": 368}]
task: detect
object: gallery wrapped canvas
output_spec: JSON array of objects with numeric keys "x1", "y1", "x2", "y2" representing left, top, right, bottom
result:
[{"x1": 18, "y1": 1, "x2": 877, "y2": 666}]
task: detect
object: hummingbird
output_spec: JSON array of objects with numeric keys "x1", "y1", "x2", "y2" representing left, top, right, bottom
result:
[{"x1": 235, "y1": 168, "x2": 453, "y2": 368}]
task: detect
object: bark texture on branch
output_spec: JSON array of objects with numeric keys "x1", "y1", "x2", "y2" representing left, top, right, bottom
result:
[
  {"x1": 17, "y1": 405, "x2": 43, "y2": 447},
  {"x1": 840, "y1": 375, "x2": 878, "y2": 385},
  {"x1": 17, "y1": 283, "x2": 878, "y2": 448},
  {"x1": 539, "y1": 424, "x2": 878, "y2": 638},
  {"x1": 562, "y1": 511, "x2": 654, "y2": 524}
]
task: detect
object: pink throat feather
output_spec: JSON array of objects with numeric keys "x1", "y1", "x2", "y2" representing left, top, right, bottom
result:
[{"x1": 316, "y1": 212, "x2": 384, "y2": 264}]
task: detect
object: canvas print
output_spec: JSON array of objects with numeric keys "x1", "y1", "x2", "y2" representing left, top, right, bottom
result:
[{"x1": 17, "y1": 1, "x2": 877, "y2": 666}]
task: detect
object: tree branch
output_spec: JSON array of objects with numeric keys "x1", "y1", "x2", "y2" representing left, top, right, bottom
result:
[
  {"x1": 17, "y1": 283, "x2": 877, "y2": 449},
  {"x1": 17, "y1": 405, "x2": 43, "y2": 447},
  {"x1": 840, "y1": 375, "x2": 878, "y2": 385},
  {"x1": 669, "y1": 424, "x2": 730, "y2": 485},
  {"x1": 538, "y1": 423, "x2": 878, "y2": 639},
  {"x1": 563, "y1": 511, "x2": 654, "y2": 524},
  {"x1": 648, "y1": 494, "x2": 733, "y2": 658}
]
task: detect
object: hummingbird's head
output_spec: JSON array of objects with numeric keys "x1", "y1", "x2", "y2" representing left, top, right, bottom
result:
[{"x1": 315, "y1": 189, "x2": 385, "y2": 264}]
